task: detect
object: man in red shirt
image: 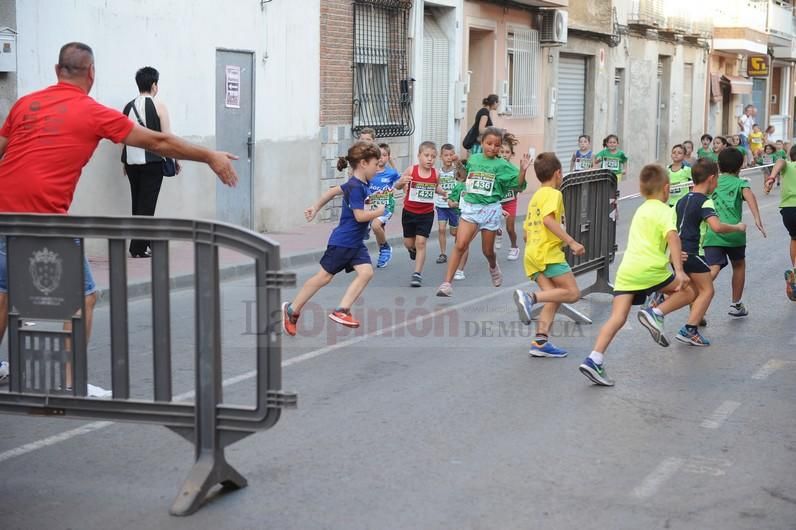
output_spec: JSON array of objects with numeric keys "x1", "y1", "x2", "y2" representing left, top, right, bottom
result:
[{"x1": 0, "y1": 42, "x2": 240, "y2": 383}]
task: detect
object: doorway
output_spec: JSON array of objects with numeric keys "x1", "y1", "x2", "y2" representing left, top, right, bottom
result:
[
  {"x1": 466, "y1": 27, "x2": 496, "y2": 131},
  {"x1": 215, "y1": 49, "x2": 254, "y2": 228}
]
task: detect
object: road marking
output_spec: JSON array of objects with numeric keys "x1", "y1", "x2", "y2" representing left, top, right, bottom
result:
[
  {"x1": 682, "y1": 455, "x2": 732, "y2": 477},
  {"x1": 752, "y1": 359, "x2": 790, "y2": 380},
  {"x1": 632, "y1": 457, "x2": 684, "y2": 499},
  {"x1": 0, "y1": 279, "x2": 537, "y2": 463},
  {"x1": 701, "y1": 400, "x2": 741, "y2": 429}
]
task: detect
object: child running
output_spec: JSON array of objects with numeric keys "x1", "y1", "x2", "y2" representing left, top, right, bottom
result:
[
  {"x1": 498, "y1": 133, "x2": 525, "y2": 261},
  {"x1": 434, "y1": 144, "x2": 464, "y2": 264},
  {"x1": 697, "y1": 134, "x2": 713, "y2": 160},
  {"x1": 436, "y1": 127, "x2": 531, "y2": 297},
  {"x1": 396, "y1": 141, "x2": 447, "y2": 287},
  {"x1": 513, "y1": 153, "x2": 585, "y2": 357},
  {"x1": 570, "y1": 134, "x2": 594, "y2": 172},
  {"x1": 764, "y1": 145, "x2": 796, "y2": 300},
  {"x1": 668, "y1": 144, "x2": 692, "y2": 206},
  {"x1": 706, "y1": 136, "x2": 727, "y2": 162},
  {"x1": 674, "y1": 159, "x2": 746, "y2": 346},
  {"x1": 703, "y1": 148, "x2": 766, "y2": 317},
  {"x1": 370, "y1": 143, "x2": 401, "y2": 268},
  {"x1": 749, "y1": 124, "x2": 765, "y2": 158},
  {"x1": 595, "y1": 134, "x2": 628, "y2": 182},
  {"x1": 445, "y1": 169, "x2": 470, "y2": 280},
  {"x1": 282, "y1": 142, "x2": 383, "y2": 335},
  {"x1": 578, "y1": 164, "x2": 693, "y2": 386}
]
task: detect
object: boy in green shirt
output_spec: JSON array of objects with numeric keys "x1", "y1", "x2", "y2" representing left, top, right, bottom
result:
[
  {"x1": 764, "y1": 145, "x2": 796, "y2": 301},
  {"x1": 697, "y1": 134, "x2": 713, "y2": 159},
  {"x1": 667, "y1": 144, "x2": 692, "y2": 206},
  {"x1": 579, "y1": 165, "x2": 694, "y2": 387},
  {"x1": 703, "y1": 148, "x2": 766, "y2": 317}
]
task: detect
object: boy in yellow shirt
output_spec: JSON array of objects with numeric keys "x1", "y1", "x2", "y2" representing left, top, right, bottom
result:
[
  {"x1": 579, "y1": 164, "x2": 695, "y2": 386},
  {"x1": 513, "y1": 153, "x2": 585, "y2": 357}
]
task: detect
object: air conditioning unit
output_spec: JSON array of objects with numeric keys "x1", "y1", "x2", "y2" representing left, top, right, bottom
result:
[
  {"x1": 540, "y1": 9, "x2": 568, "y2": 46},
  {"x1": 498, "y1": 79, "x2": 510, "y2": 115}
]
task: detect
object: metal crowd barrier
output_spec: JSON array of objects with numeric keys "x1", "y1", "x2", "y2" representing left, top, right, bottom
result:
[
  {"x1": 530, "y1": 168, "x2": 618, "y2": 324},
  {"x1": 0, "y1": 214, "x2": 297, "y2": 516}
]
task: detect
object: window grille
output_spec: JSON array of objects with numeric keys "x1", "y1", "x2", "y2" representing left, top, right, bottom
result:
[
  {"x1": 506, "y1": 27, "x2": 541, "y2": 119},
  {"x1": 352, "y1": 0, "x2": 414, "y2": 138}
]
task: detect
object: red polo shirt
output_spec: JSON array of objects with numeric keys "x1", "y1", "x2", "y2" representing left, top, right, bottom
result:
[{"x1": 0, "y1": 82, "x2": 134, "y2": 214}]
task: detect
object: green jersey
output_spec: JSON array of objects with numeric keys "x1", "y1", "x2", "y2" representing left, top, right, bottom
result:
[
  {"x1": 703, "y1": 173, "x2": 750, "y2": 248},
  {"x1": 697, "y1": 147, "x2": 713, "y2": 159},
  {"x1": 776, "y1": 149, "x2": 787, "y2": 160},
  {"x1": 435, "y1": 167, "x2": 458, "y2": 209},
  {"x1": 615, "y1": 199, "x2": 677, "y2": 291},
  {"x1": 777, "y1": 161, "x2": 796, "y2": 208},
  {"x1": 462, "y1": 154, "x2": 520, "y2": 206},
  {"x1": 595, "y1": 149, "x2": 628, "y2": 176},
  {"x1": 667, "y1": 164, "x2": 692, "y2": 206}
]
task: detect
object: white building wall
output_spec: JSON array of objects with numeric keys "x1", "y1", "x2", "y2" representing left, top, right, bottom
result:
[{"x1": 15, "y1": 0, "x2": 320, "y2": 233}]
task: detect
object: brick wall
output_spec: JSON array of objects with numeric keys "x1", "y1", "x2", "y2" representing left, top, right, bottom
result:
[{"x1": 320, "y1": 0, "x2": 353, "y2": 126}]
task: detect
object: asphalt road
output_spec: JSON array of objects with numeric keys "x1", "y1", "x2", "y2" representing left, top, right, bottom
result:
[{"x1": 1, "y1": 189, "x2": 795, "y2": 529}]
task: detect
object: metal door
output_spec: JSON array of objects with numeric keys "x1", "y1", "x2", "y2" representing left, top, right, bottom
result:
[
  {"x1": 422, "y1": 16, "x2": 450, "y2": 150},
  {"x1": 555, "y1": 54, "x2": 586, "y2": 163},
  {"x1": 216, "y1": 50, "x2": 254, "y2": 228}
]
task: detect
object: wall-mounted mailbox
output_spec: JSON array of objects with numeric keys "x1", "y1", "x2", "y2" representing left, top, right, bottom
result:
[{"x1": 0, "y1": 27, "x2": 17, "y2": 73}]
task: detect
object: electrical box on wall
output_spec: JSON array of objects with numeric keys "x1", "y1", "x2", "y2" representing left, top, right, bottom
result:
[
  {"x1": 0, "y1": 27, "x2": 17, "y2": 72},
  {"x1": 454, "y1": 81, "x2": 467, "y2": 120}
]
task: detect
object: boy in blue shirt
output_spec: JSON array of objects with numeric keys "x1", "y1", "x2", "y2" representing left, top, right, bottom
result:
[
  {"x1": 282, "y1": 142, "x2": 384, "y2": 335},
  {"x1": 370, "y1": 143, "x2": 401, "y2": 268}
]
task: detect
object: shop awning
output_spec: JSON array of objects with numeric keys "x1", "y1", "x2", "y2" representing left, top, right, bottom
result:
[{"x1": 722, "y1": 75, "x2": 753, "y2": 95}]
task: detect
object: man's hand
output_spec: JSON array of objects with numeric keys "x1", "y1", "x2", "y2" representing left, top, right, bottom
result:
[
  {"x1": 673, "y1": 271, "x2": 690, "y2": 292},
  {"x1": 304, "y1": 206, "x2": 318, "y2": 222},
  {"x1": 569, "y1": 240, "x2": 585, "y2": 256},
  {"x1": 208, "y1": 151, "x2": 239, "y2": 187}
]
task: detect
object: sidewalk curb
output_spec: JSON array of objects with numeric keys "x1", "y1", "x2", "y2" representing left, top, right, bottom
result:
[{"x1": 95, "y1": 233, "x2": 410, "y2": 305}]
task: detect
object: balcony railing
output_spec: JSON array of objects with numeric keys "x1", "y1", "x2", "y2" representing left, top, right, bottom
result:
[
  {"x1": 713, "y1": 0, "x2": 768, "y2": 32},
  {"x1": 768, "y1": 0, "x2": 796, "y2": 38}
]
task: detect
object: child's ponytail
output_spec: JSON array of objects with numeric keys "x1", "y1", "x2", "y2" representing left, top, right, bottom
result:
[{"x1": 337, "y1": 156, "x2": 349, "y2": 172}]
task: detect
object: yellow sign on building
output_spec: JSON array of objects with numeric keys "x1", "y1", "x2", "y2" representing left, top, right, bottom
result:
[{"x1": 748, "y1": 55, "x2": 769, "y2": 77}]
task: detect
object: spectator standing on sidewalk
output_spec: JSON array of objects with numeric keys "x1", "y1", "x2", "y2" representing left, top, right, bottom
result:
[
  {"x1": 122, "y1": 66, "x2": 178, "y2": 258},
  {"x1": 0, "y1": 42, "x2": 239, "y2": 385}
]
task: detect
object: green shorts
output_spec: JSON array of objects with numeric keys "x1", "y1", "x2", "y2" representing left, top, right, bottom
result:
[{"x1": 530, "y1": 262, "x2": 572, "y2": 281}]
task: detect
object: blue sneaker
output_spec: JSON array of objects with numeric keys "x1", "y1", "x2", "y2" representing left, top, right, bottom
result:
[
  {"x1": 377, "y1": 244, "x2": 392, "y2": 268},
  {"x1": 646, "y1": 291, "x2": 665, "y2": 309},
  {"x1": 579, "y1": 357, "x2": 615, "y2": 386},
  {"x1": 674, "y1": 326, "x2": 711, "y2": 346},
  {"x1": 638, "y1": 307, "x2": 669, "y2": 347},
  {"x1": 513, "y1": 289, "x2": 534, "y2": 325},
  {"x1": 529, "y1": 341, "x2": 568, "y2": 358}
]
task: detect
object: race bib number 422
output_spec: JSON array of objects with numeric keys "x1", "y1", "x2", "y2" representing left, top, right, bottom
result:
[
  {"x1": 409, "y1": 182, "x2": 436, "y2": 203},
  {"x1": 466, "y1": 171, "x2": 496, "y2": 196}
]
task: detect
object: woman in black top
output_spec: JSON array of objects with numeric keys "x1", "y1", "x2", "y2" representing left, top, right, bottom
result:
[{"x1": 464, "y1": 94, "x2": 499, "y2": 154}]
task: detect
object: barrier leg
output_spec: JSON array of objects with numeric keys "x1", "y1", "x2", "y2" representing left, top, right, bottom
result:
[
  {"x1": 579, "y1": 266, "x2": 614, "y2": 298},
  {"x1": 529, "y1": 303, "x2": 592, "y2": 325},
  {"x1": 170, "y1": 450, "x2": 247, "y2": 516}
]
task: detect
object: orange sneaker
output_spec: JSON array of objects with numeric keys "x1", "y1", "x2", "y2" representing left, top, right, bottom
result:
[
  {"x1": 282, "y1": 302, "x2": 299, "y2": 336},
  {"x1": 328, "y1": 309, "x2": 360, "y2": 328}
]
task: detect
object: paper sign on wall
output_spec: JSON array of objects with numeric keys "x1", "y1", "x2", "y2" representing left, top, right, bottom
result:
[{"x1": 225, "y1": 65, "x2": 241, "y2": 108}]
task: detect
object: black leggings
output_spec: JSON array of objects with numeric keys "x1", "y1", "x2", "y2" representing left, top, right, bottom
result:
[{"x1": 126, "y1": 162, "x2": 164, "y2": 255}]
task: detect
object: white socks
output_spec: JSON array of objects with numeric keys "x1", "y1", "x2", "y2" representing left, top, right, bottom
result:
[{"x1": 589, "y1": 351, "x2": 604, "y2": 365}]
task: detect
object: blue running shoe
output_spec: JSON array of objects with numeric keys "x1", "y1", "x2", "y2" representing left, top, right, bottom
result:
[
  {"x1": 377, "y1": 244, "x2": 392, "y2": 268},
  {"x1": 579, "y1": 357, "x2": 615, "y2": 386},
  {"x1": 638, "y1": 307, "x2": 669, "y2": 347},
  {"x1": 529, "y1": 341, "x2": 568, "y2": 358},
  {"x1": 513, "y1": 289, "x2": 534, "y2": 325},
  {"x1": 674, "y1": 326, "x2": 711, "y2": 346}
]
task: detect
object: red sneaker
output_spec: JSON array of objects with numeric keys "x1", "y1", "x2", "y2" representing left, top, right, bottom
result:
[
  {"x1": 328, "y1": 309, "x2": 360, "y2": 328},
  {"x1": 282, "y1": 302, "x2": 299, "y2": 336}
]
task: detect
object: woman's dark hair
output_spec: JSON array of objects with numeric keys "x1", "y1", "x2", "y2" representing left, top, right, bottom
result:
[
  {"x1": 337, "y1": 141, "x2": 381, "y2": 172},
  {"x1": 135, "y1": 66, "x2": 160, "y2": 92},
  {"x1": 482, "y1": 94, "x2": 499, "y2": 107}
]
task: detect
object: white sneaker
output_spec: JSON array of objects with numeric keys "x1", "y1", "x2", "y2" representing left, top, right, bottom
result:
[
  {"x1": 0, "y1": 360, "x2": 8, "y2": 386},
  {"x1": 507, "y1": 247, "x2": 520, "y2": 261},
  {"x1": 87, "y1": 384, "x2": 112, "y2": 398},
  {"x1": 454, "y1": 270, "x2": 466, "y2": 281}
]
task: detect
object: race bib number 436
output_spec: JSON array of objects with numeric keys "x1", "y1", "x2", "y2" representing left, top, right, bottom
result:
[
  {"x1": 409, "y1": 182, "x2": 436, "y2": 203},
  {"x1": 466, "y1": 171, "x2": 496, "y2": 196}
]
